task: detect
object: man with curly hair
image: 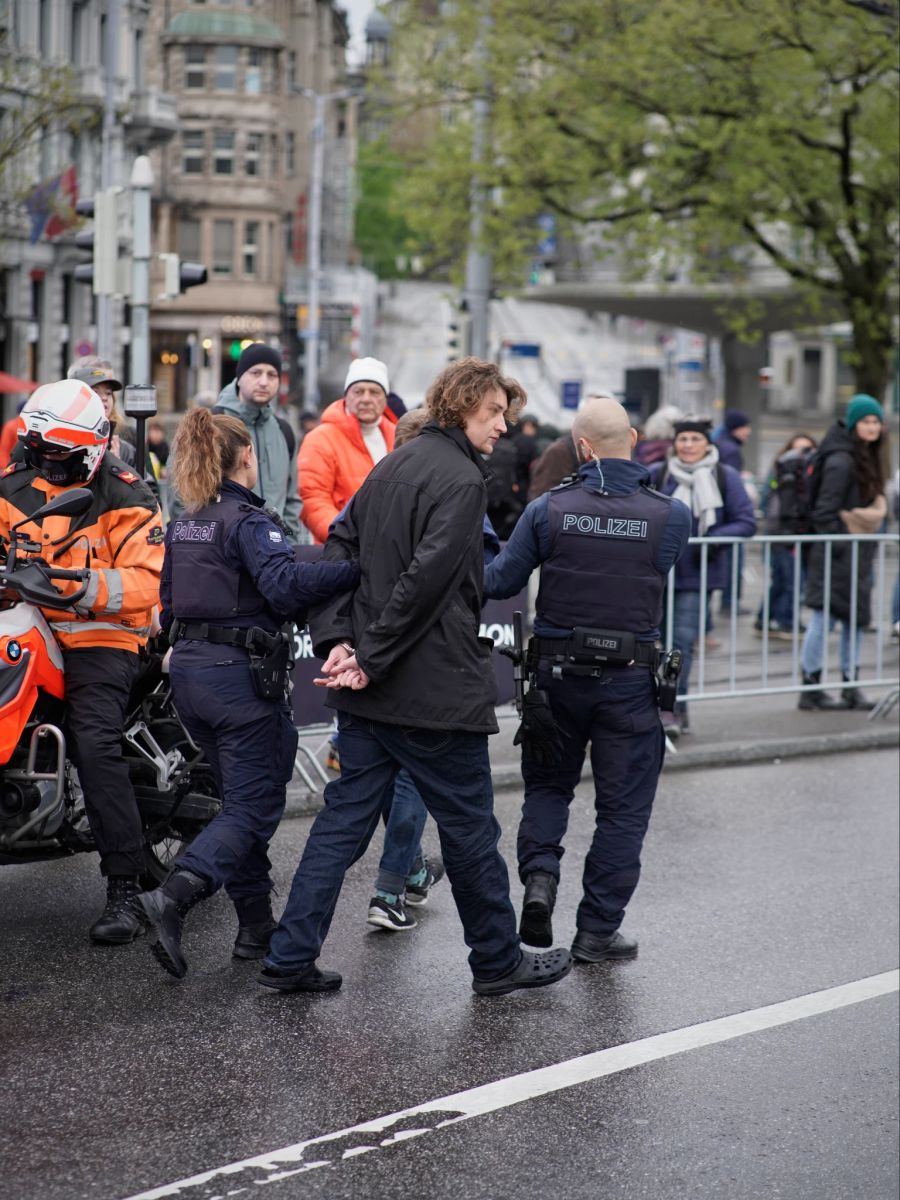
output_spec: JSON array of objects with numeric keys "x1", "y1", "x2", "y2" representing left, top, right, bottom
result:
[{"x1": 259, "y1": 358, "x2": 573, "y2": 997}]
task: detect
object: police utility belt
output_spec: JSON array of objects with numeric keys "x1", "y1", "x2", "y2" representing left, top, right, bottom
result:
[
  {"x1": 530, "y1": 627, "x2": 660, "y2": 677},
  {"x1": 169, "y1": 620, "x2": 292, "y2": 701}
]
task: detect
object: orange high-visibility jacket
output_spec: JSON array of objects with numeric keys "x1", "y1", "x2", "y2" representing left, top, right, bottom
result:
[
  {"x1": 298, "y1": 399, "x2": 397, "y2": 544},
  {"x1": 0, "y1": 456, "x2": 164, "y2": 652}
]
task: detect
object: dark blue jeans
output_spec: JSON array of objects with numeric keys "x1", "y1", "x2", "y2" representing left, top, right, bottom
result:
[
  {"x1": 519, "y1": 664, "x2": 665, "y2": 937},
  {"x1": 266, "y1": 712, "x2": 520, "y2": 979},
  {"x1": 170, "y1": 643, "x2": 298, "y2": 904},
  {"x1": 376, "y1": 768, "x2": 427, "y2": 894},
  {"x1": 667, "y1": 589, "x2": 703, "y2": 715},
  {"x1": 759, "y1": 544, "x2": 804, "y2": 628}
]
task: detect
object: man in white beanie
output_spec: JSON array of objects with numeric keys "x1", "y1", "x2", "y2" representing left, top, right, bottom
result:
[{"x1": 297, "y1": 356, "x2": 398, "y2": 544}]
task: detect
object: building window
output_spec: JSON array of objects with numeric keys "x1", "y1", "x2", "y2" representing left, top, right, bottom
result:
[
  {"x1": 269, "y1": 133, "x2": 279, "y2": 180},
  {"x1": 213, "y1": 221, "x2": 233, "y2": 276},
  {"x1": 70, "y1": 0, "x2": 88, "y2": 65},
  {"x1": 184, "y1": 45, "x2": 206, "y2": 90},
  {"x1": 214, "y1": 45, "x2": 237, "y2": 91},
  {"x1": 242, "y1": 221, "x2": 259, "y2": 277},
  {"x1": 181, "y1": 130, "x2": 205, "y2": 175},
  {"x1": 133, "y1": 28, "x2": 144, "y2": 91},
  {"x1": 246, "y1": 48, "x2": 262, "y2": 94},
  {"x1": 285, "y1": 131, "x2": 295, "y2": 176},
  {"x1": 213, "y1": 130, "x2": 235, "y2": 175},
  {"x1": 177, "y1": 217, "x2": 201, "y2": 262},
  {"x1": 38, "y1": 0, "x2": 52, "y2": 56},
  {"x1": 245, "y1": 132, "x2": 263, "y2": 177}
]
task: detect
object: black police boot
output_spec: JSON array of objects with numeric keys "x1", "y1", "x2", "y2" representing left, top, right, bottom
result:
[
  {"x1": 89, "y1": 876, "x2": 143, "y2": 945},
  {"x1": 519, "y1": 871, "x2": 557, "y2": 948},
  {"x1": 137, "y1": 869, "x2": 209, "y2": 979},
  {"x1": 841, "y1": 672, "x2": 875, "y2": 711},
  {"x1": 798, "y1": 670, "x2": 842, "y2": 710},
  {"x1": 232, "y1": 894, "x2": 276, "y2": 960},
  {"x1": 571, "y1": 929, "x2": 639, "y2": 963}
]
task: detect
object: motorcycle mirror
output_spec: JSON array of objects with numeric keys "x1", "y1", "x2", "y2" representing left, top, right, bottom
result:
[{"x1": 12, "y1": 488, "x2": 93, "y2": 529}]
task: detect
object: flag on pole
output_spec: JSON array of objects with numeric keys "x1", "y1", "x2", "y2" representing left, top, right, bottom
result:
[{"x1": 25, "y1": 166, "x2": 79, "y2": 244}]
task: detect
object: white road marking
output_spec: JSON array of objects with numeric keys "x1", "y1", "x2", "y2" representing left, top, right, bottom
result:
[{"x1": 121, "y1": 969, "x2": 898, "y2": 1200}]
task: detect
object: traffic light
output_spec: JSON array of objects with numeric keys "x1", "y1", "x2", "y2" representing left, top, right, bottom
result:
[
  {"x1": 447, "y1": 298, "x2": 471, "y2": 361},
  {"x1": 157, "y1": 253, "x2": 208, "y2": 299},
  {"x1": 73, "y1": 191, "x2": 120, "y2": 294}
]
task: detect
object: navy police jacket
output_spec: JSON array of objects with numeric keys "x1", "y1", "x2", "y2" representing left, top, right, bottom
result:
[
  {"x1": 483, "y1": 458, "x2": 691, "y2": 640},
  {"x1": 160, "y1": 480, "x2": 358, "y2": 636}
]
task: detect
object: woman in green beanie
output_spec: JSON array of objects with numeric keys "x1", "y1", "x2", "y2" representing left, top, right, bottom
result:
[{"x1": 799, "y1": 394, "x2": 887, "y2": 710}]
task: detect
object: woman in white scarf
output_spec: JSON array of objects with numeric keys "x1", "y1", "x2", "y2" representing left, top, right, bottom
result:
[
  {"x1": 651, "y1": 416, "x2": 757, "y2": 737},
  {"x1": 665, "y1": 431, "x2": 723, "y2": 534}
]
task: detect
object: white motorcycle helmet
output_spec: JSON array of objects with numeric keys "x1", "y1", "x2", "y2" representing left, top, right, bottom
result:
[{"x1": 19, "y1": 378, "x2": 110, "y2": 486}]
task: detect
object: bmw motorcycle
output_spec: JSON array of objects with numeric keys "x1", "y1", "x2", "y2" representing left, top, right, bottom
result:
[{"x1": 0, "y1": 487, "x2": 220, "y2": 886}]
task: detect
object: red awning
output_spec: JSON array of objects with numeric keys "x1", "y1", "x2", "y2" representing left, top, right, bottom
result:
[{"x1": 0, "y1": 371, "x2": 38, "y2": 394}]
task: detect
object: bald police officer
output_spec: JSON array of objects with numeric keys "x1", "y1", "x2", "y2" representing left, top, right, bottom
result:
[{"x1": 483, "y1": 397, "x2": 691, "y2": 962}]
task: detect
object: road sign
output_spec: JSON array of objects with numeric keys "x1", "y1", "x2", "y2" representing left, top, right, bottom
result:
[
  {"x1": 561, "y1": 380, "x2": 582, "y2": 410},
  {"x1": 505, "y1": 342, "x2": 541, "y2": 357},
  {"x1": 75, "y1": 340, "x2": 93, "y2": 357}
]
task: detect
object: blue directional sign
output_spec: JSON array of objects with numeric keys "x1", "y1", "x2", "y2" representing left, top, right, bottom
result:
[
  {"x1": 506, "y1": 342, "x2": 541, "y2": 357},
  {"x1": 561, "y1": 380, "x2": 582, "y2": 409},
  {"x1": 536, "y1": 213, "x2": 557, "y2": 258}
]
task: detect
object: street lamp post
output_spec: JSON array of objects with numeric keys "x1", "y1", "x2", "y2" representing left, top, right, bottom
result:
[
  {"x1": 129, "y1": 154, "x2": 152, "y2": 390},
  {"x1": 293, "y1": 87, "x2": 357, "y2": 411}
]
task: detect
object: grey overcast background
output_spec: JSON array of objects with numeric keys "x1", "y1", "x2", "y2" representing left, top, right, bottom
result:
[{"x1": 344, "y1": 0, "x2": 376, "y2": 64}]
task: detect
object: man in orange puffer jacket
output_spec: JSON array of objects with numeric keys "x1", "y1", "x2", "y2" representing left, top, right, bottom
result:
[{"x1": 298, "y1": 358, "x2": 398, "y2": 544}]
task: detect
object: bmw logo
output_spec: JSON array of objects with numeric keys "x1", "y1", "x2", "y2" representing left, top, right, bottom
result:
[{"x1": 6, "y1": 641, "x2": 21, "y2": 661}]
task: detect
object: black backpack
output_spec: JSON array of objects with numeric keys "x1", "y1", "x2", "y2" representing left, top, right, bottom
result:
[{"x1": 771, "y1": 446, "x2": 818, "y2": 534}]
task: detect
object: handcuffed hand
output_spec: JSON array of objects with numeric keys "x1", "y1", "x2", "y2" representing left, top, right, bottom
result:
[
  {"x1": 314, "y1": 644, "x2": 370, "y2": 691},
  {"x1": 513, "y1": 688, "x2": 565, "y2": 767}
]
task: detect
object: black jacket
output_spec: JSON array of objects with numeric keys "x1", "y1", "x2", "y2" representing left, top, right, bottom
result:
[
  {"x1": 309, "y1": 422, "x2": 498, "y2": 733},
  {"x1": 804, "y1": 421, "x2": 876, "y2": 625}
]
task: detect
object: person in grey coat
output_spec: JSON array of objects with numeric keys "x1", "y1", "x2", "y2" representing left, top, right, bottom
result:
[{"x1": 213, "y1": 344, "x2": 302, "y2": 539}]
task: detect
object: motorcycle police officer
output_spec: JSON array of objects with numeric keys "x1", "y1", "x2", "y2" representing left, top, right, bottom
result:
[
  {"x1": 483, "y1": 396, "x2": 691, "y2": 962},
  {"x1": 136, "y1": 408, "x2": 358, "y2": 979},
  {"x1": 0, "y1": 377, "x2": 164, "y2": 945}
]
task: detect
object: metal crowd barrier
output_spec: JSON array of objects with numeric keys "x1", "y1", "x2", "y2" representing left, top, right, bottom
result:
[{"x1": 663, "y1": 532, "x2": 899, "y2": 706}]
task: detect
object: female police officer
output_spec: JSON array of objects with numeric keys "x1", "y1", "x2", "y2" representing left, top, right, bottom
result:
[{"x1": 137, "y1": 407, "x2": 358, "y2": 979}]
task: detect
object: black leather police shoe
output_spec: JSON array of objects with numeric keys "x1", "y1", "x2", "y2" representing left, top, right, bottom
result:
[
  {"x1": 519, "y1": 871, "x2": 557, "y2": 948},
  {"x1": 90, "y1": 876, "x2": 143, "y2": 945},
  {"x1": 571, "y1": 929, "x2": 638, "y2": 963},
  {"x1": 137, "y1": 869, "x2": 209, "y2": 980},
  {"x1": 472, "y1": 948, "x2": 572, "y2": 997},
  {"x1": 233, "y1": 919, "x2": 277, "y2": 960},
  {"x1": 257, "y1": 964, "x2": 342, "y2": 993}
]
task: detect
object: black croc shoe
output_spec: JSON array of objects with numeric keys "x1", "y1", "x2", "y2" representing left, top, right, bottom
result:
[
  {"x1": 571, "y1": 929, "x2": 638, "y2": 963},
  {"x1": 472, "y1": 948, "x2": 572, "y2": 997},
  {"x1": 257, "y1": 964, "x2": 342, "y2": 993}
]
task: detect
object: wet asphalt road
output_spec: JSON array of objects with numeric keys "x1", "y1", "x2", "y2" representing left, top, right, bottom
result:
[{"x1": 1, "y1": 750, "x2": 897, "y2": 1200}]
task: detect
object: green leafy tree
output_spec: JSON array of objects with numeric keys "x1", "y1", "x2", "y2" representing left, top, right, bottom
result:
[
  {"x1": 383, "y1": 0, "x2": 900, "y2": 395},
  {"x1": 354, "y1": 137, "x2": 416, "y2": 278}
]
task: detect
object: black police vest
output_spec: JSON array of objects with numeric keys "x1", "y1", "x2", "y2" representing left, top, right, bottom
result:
[
  {"x1": 537, "y1": 481, "x2": 672, "y2": 633},
  {"x1": 168, "y1": 493, "x2": 268, "y2": 628}
]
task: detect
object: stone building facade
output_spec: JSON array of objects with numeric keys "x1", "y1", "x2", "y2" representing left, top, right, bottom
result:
[{"x1": 0, "y1": 0, "x2": 353, "y2": 416}]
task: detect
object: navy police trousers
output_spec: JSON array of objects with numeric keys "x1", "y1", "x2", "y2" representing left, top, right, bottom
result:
[
  {"x1": 169, "y1": 641, "x2": 298, "y2": 903},
  {"x1": 519, "y1": 663, "x2": 665, "y2": 937}
]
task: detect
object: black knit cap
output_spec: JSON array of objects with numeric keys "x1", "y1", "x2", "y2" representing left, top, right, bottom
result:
[
  {"x1": 235, "y1": 342, "x2": 281, "y2": 381},
  {"x1": 673, "y1": 415, "x2": 713, "y2": 440}
]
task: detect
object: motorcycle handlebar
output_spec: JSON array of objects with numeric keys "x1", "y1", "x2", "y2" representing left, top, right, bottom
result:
[
  {"x1": 0, "y1": 561, "x2": 91, "y2": 608},
  {"x1": 44, "y1": 568, "x2": 90, "y2": 581}
]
